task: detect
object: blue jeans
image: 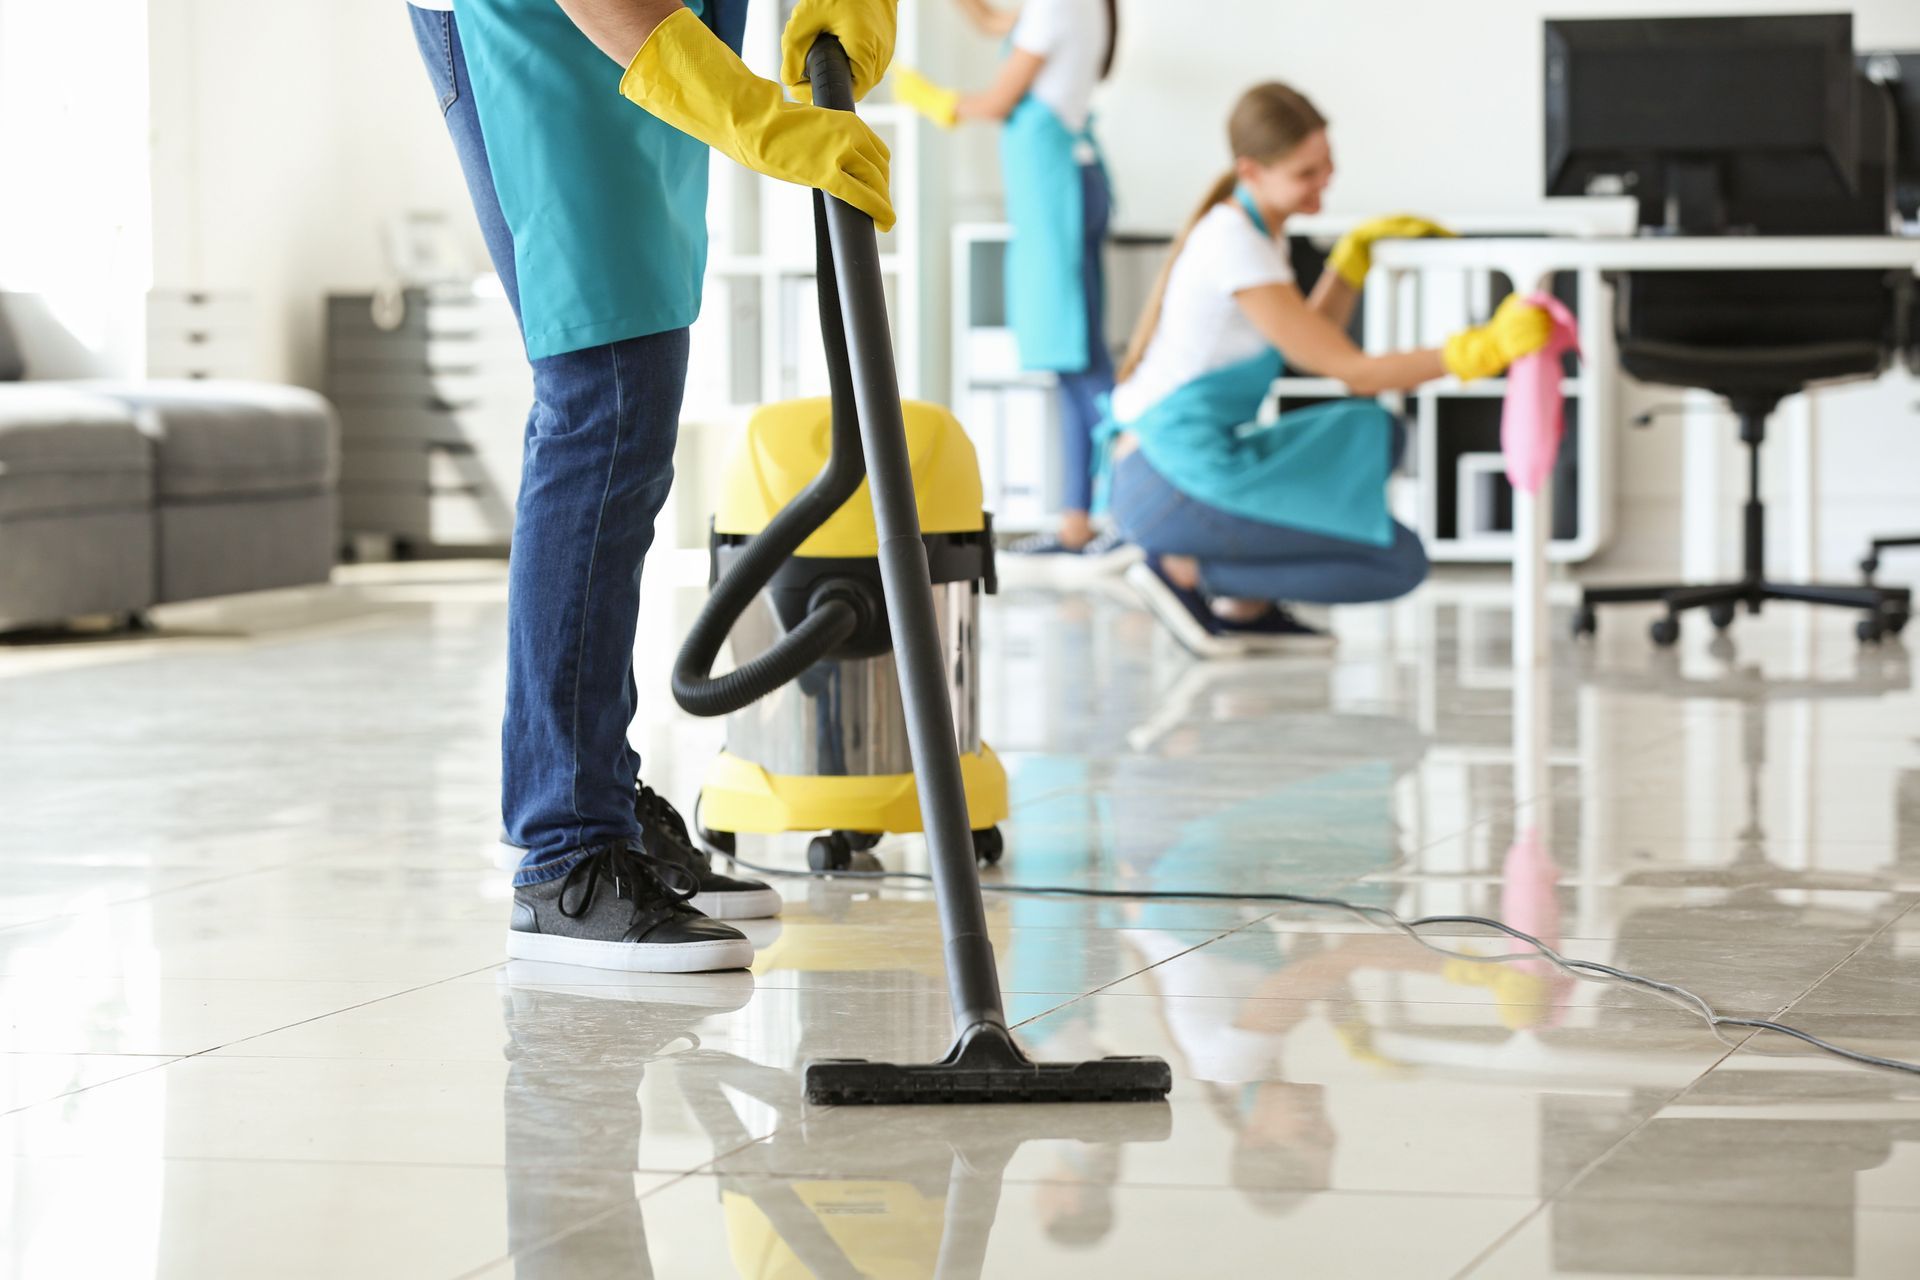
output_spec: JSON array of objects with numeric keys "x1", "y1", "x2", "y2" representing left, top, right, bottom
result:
[
  {"x1": 412, "y1": 8, "x2": 685, "y2": 885},
  {"x1": 1055, "y1": 163, "x2": 1114, "y2": 515},
  {"x1": 1108, "y1": 423, "x2": 1429, "y2": 605}
]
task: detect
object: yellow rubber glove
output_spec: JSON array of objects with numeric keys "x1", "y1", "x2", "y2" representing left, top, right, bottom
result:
[
  {"x1": 782, "y1": 0, "x2": 897, "y2": 104},
  {"x1": 621, "y1": 8, "x2": 894, "y2": 231},
  {"x1": 891, "y1": 67, "x2": 960, "y2": 129},
  {"x1": 1442, "y1": 958, "x2": 1549, "y2": 1030},
  {"x1": 1442, "y1": 295, "x2": 1552, "y2": 383},
  {"x1": 1326, "y1": 214, "x2": 1456, "y2": 289}
]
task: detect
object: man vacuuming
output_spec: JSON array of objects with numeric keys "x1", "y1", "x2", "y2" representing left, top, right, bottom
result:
[{"x1": 406, "y1": 0, "x2": 897, "y2": 972}]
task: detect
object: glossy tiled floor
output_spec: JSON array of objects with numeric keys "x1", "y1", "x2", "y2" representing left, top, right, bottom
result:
[{"x1": 4, "y1": 561, "x2": 1920, "y2": 1278}]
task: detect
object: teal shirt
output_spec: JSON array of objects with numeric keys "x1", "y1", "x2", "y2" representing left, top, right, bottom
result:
[{"x1": 455, "y1": 0, "x2": 746, "y2": 357}]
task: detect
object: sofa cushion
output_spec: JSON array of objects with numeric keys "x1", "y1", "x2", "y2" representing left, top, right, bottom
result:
[
  {"x1": 89, "y1": 380, "x2": 340, "y2": 501},
  {"x1": 0, "y1": 386, "x2": 153, "y2": 519},
  {"x1": 0, "y1": 297, "x2": 24, "y2": 382}
]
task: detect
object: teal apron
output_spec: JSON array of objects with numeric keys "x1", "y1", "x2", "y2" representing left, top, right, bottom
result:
[
  {"x1": 999, "y1": 96, "x2": 1104, "y2": 372},
  {"x1": 1096, "y1": 189, "x2": 1393, "y2": 547},
  {"x1": 455, "y1": 0, "x2": 747, "y2": 359}
]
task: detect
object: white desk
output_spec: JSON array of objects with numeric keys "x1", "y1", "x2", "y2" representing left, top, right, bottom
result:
[{"x1": 1372, "y1": 235, "x2": 1920, "y2": 670}]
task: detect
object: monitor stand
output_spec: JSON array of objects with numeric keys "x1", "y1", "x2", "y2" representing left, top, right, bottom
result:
[{"x1": 1654, "y1": 159, "x2": 1727, "y2": 235}]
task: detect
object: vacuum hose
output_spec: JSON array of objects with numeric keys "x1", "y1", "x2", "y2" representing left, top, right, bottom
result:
[{"x1": 671, "y1": 93, "x2": 870, "y2": 719}]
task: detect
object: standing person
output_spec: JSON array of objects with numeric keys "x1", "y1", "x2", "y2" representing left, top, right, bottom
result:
[
  {"x1": 1105, "y1": 82, "x2": 1550, "y2": 657},
  {"x1": 891, "y1": 0, "x2": 1126, "y2": 564},
  {"x1": 405, "y1": 0, "x2": 896, "y2": 972}
]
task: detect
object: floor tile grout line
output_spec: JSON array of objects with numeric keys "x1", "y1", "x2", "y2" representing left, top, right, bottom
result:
[
  {"x1": 0, "y1": 963, "x2": 512, "y2": 1115},
  {"x1": 0, "y1": 856, "x2": 318, "y2": 938},
  {"x1": 1003, "y1": 910, "x2": 1291, "y2": 1031},
  {"x1": 1724, "y1": 895, "x2": 1920, "y2": 1044},
  {"x1": 1446, "y1": 1199, "x2": 1550, "y2": 1280},
  {"x1": 1, "y1": 1054, "x2": 187, "y2": 1119},
  {"x1": 1533, "y1": 1024, "x2": 1761, "y2": 1209}
]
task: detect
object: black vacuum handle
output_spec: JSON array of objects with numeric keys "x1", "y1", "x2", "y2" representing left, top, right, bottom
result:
[
  {"x1": 804, "y1": 34, "x2": 857, "y2": 112},
  {"x1": 807, "y1": 33, "x2": 1010, "y2": 1038},
  {"x1": 668, "y1": 40, "x2": 870, "y2": 719}
]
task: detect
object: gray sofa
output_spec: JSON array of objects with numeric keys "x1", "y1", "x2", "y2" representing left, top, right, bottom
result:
[{"x1": 0, "y1": 306, "x2": 341, "y2": 632}]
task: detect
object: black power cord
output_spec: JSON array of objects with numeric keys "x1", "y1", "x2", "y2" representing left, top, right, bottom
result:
[{"x1": 717, "y1": 850, "x2": 1920, "y2": 1077}]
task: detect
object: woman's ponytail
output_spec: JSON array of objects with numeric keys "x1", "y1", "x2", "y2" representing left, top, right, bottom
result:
[{"x1": 1113, "y1": 83, "x2": 1328, "y2": 389}]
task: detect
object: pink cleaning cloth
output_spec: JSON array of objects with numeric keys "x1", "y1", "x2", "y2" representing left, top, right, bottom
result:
[
  {"x1": 1501, "y1": 829, "x2": 1575, "y2": 1019},
  {"x1": 1501, "y1": 292, "x2": 1581, "y2": 495}
]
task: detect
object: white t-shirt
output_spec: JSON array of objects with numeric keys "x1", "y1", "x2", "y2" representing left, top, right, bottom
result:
[
  {"x1": 1011, "y1": 0, "x2": 1110, "y2": 133},
  {"x1": 1110, "y1": 200, "x2": 1293, "y2": 423}
]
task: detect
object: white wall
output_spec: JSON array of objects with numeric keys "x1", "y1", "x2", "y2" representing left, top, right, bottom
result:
[
  {"x1": 0, "y1": 0, "x2": 151, "y2": 376},
  {"x1": 933, "y1": 0, "x2": 1920, "y2": 580},
  {"x1": 1092, "y1": 0, "x2": 1920, "y2": 230},
  {"x1": 147, "y1": 0, "x2": 483, "y2": 388}
]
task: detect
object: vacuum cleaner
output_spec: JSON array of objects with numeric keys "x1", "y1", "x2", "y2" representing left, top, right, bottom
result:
[{"x1": 671, "y1": 36, "x2": 1170, "y2": 1106}]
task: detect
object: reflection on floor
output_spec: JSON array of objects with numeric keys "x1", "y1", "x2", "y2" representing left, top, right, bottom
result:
[{"x1": 3, "y1": 562, "x2": 1919, "y2": 1278}]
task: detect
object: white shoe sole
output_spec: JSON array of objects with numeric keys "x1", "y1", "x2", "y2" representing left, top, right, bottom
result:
[
  {"x1": 1231, "y1": 627, "x2": 1339, "y2": 655},
  {"x1": 1124, "y1": 563, "x2": 1254, "y2": 659},
  {"x1": 495, "y1": 841, "x2": 782, "y2": 920},
  {"x1": 505, "y1": 929, "x2": 755, "y2": 973},
  {"x1": 999, "y1": 542, "x2": 1144, "y2": 591},
  {"x1": 693, "y1": 885, "x2": 784, "y2": 920}
]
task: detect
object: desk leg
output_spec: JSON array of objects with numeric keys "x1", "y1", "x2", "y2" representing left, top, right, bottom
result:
[{"x1": 1513, "y1": 486, "x2": 1551, "y2": 668}]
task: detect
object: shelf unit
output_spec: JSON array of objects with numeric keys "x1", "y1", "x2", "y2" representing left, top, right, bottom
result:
[
  {"x1": 1361, "y1": 255, "x2": 1616, "y2": 564},
  {"x1": 950, "y1": 224, "x2": 1163, "y2": 533},
  {"x1": 683, "y1": 2, "x2": 929, "y2": 419}
]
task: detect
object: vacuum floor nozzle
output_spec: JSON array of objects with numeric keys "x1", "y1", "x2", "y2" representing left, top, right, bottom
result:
[{"x1": 805, "y1": 1023, "x2": 1173, "y2": 1106}]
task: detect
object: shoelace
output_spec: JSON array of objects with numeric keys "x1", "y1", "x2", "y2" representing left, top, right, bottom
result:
[
  {"x1": 557, "y1": 842, "x2": 699, "y2": 930},
  {"x1": 634, "y1": 783, "x2": 693, "y2": 845}
]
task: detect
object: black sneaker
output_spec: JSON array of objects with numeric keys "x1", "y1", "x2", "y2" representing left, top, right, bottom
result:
[
  {"x1": 1125, "y1": 559, "x2": 1253, "y2": 658},
  {"x1": 495, "y1": 785, "x2": 783, "y2": 921},
  {"x1": 633, "y1": 784, "x2": 782, "y2": 920},
  {"x1": 1215, "y1": 603, "x2": 1337, "y2": 653},
  {"x1": 507, "y1": 842, "x2": 755, "y2": 973}
]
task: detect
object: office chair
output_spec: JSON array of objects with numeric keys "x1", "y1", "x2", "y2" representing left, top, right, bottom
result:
[
  {"x1": 1858, "y1": 301, "x2": 1920, "y2": 586},
  {"x1": 1573, "y1": 269, "x2": 1913, "y2": 645}
]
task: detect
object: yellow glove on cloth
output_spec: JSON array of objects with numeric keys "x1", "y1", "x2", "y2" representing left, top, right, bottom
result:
[
  {"x1": 1443, "y1": 294, "x2": 1552, "y2": 382},
  {"x1": 891, "y1": 67, "x2": 960, "y2": 129},
  {"x1": 621, "y1": 8, "x2": 894, "y2": 231},
  {"x1": 1442, "y1": 958, "x2": 1549, "y2": 1031},
  {"x1": 782, "y1": 0, "x2": 897, "y2": 104},
  {"x1": 1327, "y1": 213, "x2": 1455, "y2": 288}
]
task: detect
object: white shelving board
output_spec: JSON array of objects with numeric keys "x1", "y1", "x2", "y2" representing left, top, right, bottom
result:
[
  {"x1": 684, "y1": 4, "x2": 929, "y2": 420},
  {"x1": 1360, "y1": 258, "x2": 1617, "y2": 564}
]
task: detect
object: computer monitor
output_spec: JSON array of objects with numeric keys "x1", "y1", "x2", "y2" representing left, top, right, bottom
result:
[
  {"x1": 1861, "y1": 51, "x2": 1920, "y2": 223},
  {"x1": 1544, "y1": 14, "x2": 1888, "y2": 235}
]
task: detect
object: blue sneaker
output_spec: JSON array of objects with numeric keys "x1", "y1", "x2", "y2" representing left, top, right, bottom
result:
[{"x1": 1125, "y1": 559, "x2": 1254, "y2": 658}]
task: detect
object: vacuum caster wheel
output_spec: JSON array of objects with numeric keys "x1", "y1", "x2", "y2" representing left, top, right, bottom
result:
[
  {"x1": 808, "y1": 833, "x2": 853, "y2": 873},
  {"x1": 1649, "y1": 617, "x2": 1681, "y2": 647},
  {"x1": 841, "y1": 831, "x2": 883, "y2": 852},
  {"x1": 1857, "y1": 616, "x2": 1886, "y2": 645},
  {"x1": 1571, "y1": 606, "x2": 1597, "y2": 639},
  {"x1": 972, "y1": 826, "x2": 1005, "y2": 866},
  {"x1": 1707, "y1": 601, "x2": 1737, "y2": 631}
]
